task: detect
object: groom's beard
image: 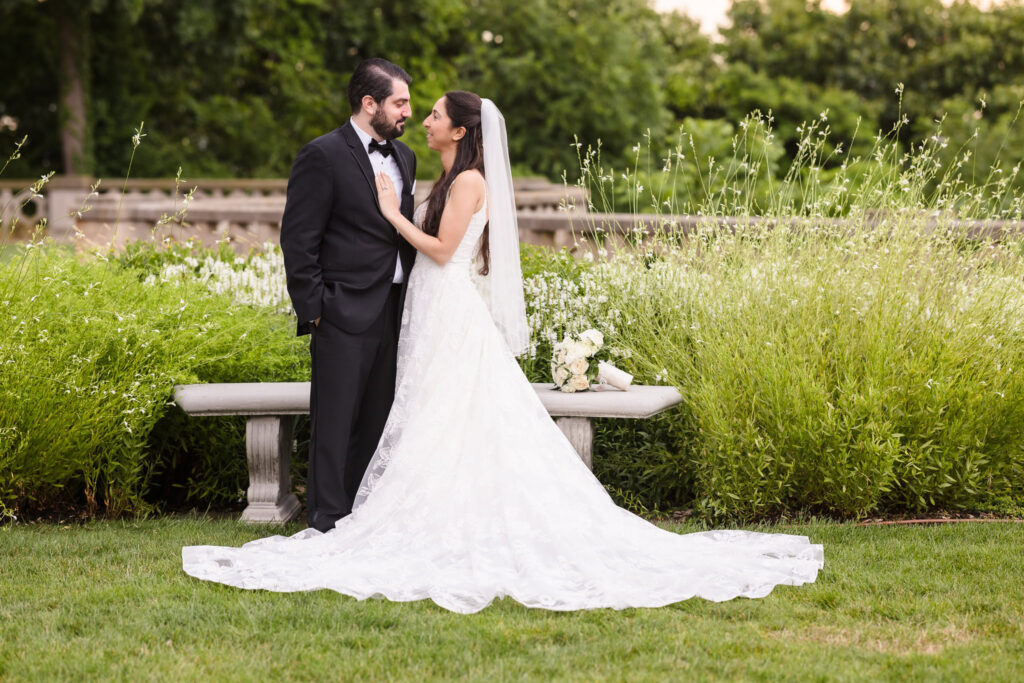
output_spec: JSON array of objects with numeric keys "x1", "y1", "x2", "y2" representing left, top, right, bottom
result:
[{"x1": 372, "y1": 108, "x2": 406, "y2": 140}]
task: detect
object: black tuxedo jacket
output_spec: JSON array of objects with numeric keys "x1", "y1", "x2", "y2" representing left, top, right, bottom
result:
[{"x1": 280, "y1": 122, "x2": 417, "y2": 336}]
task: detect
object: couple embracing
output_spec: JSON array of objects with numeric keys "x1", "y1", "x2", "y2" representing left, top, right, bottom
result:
[{"x1": 182, "y1": 59, "x2": 823, "y2": 614}]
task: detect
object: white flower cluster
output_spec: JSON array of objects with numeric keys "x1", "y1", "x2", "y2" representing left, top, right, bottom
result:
[
  {"x1": 143, "y1": 244, "x2": 292, "y2": 315},
  {"x1": 522, "y1": 270, "x2": 618, "y2": 358},
  {"x1": 551, "y1": 328, "x2": 603, "y2": 393}
]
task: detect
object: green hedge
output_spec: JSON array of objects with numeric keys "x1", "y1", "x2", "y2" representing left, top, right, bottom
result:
[
  {"x1": 537, "y1": 226, "x2": 1024, "y2": 521},
  {"x1": 0, "y1": 246, "x2": 307, "y2": 519},
  {"x1": 3, "y1": 232, "x2": 1024, "y2": 522}
]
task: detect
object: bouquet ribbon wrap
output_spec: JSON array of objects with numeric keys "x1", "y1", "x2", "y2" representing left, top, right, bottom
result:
[{"x1": 597, "y1": 362, "x2": 633, "y2": 391}]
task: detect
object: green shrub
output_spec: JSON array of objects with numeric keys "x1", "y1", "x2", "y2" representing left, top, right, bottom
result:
[
  {"x1": 522, "y1": 223, "x2": 1024, "y2": 520},
  {"x1": 540, "y1": 105, "x2": 1024, "y2": 520},
  {"x1": 115, "y1": 239, "x2": 239, "y2": 277},
  {"x1": 0, "y1": 245, "x2": 307, "y2": 519}
]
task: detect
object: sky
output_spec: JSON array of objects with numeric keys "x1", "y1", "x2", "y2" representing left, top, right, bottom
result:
[{"x1": 654, "y1": 0, "x2": 1008, "y2": 36}]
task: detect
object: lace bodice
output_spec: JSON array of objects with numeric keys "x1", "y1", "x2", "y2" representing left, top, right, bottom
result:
[{"x1": 413, "y1": 196, "x2": 488, "y2": 267}]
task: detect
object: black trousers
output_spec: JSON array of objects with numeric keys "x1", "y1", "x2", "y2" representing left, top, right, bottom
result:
[{"x1": 306, "y1": 284, "x2": 403, "y2": 532}]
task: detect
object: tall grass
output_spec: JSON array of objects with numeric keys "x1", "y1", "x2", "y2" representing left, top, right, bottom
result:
[
  {"x1": 524, "y1": 97, "x2": 1024, "y2": 519},
  {"x1": 0, "y1": 247, "x2": 306, "y2": 518},
  {"x1": 578, "y1": 90, "x2": 1024, "y2": 221},
  {"x1": 0, "y1": 133, "x2": 307, "y2": 520}
]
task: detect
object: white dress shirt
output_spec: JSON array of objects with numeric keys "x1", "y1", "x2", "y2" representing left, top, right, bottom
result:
[{"x1": 350, "y1": 118, "x2": 405, "y2": 284}]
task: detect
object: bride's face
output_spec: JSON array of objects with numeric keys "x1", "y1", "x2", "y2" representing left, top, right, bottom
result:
[{"x1": 423, "y1": 97, "x2": 463, "y2": 152}]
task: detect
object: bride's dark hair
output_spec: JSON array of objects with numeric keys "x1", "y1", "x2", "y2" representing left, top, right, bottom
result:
[{"x1": 422, "y1": 90, "x2": 490, "y2": 275}]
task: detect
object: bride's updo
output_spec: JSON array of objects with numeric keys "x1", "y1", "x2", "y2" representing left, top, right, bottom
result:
[{"x1": 422, "y1": 90, "x2": 490, "y2": 275}]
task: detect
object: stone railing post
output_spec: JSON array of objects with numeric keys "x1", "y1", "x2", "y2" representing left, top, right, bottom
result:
[{"x1": 46, "y1": 175, "x2": 95, "y2": 241}]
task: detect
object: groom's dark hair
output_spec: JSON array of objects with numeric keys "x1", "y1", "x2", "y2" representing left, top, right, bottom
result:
[{"x1": 347, "y1": 58, "x2": 412, "y2": 113}]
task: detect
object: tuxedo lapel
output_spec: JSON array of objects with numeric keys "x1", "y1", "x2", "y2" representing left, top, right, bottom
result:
[
  {"x1": 393, "y1": 146, "x2": 413, "y2": 200},
  {"x1": 340, "y1": 122, "x2": 380, "y2": 210}
]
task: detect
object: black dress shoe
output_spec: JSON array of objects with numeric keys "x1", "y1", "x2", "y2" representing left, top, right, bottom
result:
[{"x1": 310, "y1": 514, "x2": 340, "y2": 533}]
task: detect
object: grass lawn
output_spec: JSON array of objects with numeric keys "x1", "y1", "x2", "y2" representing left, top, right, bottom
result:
[{"x1": 1, "y1": 517, "x2": 1022, "y2": 681}]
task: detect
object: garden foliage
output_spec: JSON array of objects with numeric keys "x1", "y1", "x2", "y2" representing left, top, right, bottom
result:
[
  {"x1": 536, "y1": 107, "x2": 1024, "y2": 519},
  {"x1": 4, "y1": 0, "x2": 1024, "y2": 195},
  {"x1": 2, "y1": 102, "x2": 1024, "y2": 521},
  {"x1": 0, "y1": 245, "x2": 307, "y2": 519}
]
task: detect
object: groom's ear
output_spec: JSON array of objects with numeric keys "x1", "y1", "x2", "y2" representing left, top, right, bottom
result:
[{"x1": 361, "y1": 94, "x2": 378, "y2": 115}]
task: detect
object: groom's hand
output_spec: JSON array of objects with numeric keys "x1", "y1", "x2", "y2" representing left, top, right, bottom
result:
[{"x1": 313, "y1": 317, "x2": 321, "y2": 327}]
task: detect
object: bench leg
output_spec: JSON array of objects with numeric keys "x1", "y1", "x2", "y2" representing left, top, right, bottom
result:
[
  {"x1": 240, "y1": 415, "x2": 301, "y2": 524},
  {"x1": 555, "y1": 417, "x2": 593, "y2": 469}
]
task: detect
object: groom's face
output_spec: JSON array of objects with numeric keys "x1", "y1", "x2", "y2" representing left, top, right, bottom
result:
[{"x1": 370, "y1": 79, "x2": 412, "y2": 140}]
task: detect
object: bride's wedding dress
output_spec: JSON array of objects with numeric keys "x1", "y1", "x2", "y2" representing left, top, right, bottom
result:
[{"x1": 182, "y1": 200, "x2": 824, "y2": 614}]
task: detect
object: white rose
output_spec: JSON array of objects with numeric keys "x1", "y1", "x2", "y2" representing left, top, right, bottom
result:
[
  {"x1": 560, "y1": 381, "x2": 577, "y2": 393},
  {"x1": 552, "y1": 365, "x2": 569, "y2": 386},
  {"x1": 580, "y1": 328, "x2": 604, "y2": 350},
  {"x1": 569, "y1": 358, "x2": 589, "y2": 375},
  {"x1": 568, "y1": 374, "x2": 590, "y2": 392},
  {"x1": 566, "y1": 341, "x2": 589, "y2": 362}
]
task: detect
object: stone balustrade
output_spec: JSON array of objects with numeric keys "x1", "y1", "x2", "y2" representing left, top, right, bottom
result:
[
  {"x1": 1, "y1": 182, "x2": 49, "y2": 236},
  {"x1": 8, "y1": 175, "x2": 1022, "y2": 253},
  {"x1": 1, "y1": 176, "x2": 590, "y2": 251}
]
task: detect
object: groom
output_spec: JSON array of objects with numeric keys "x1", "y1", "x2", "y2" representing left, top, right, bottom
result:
[{"x1": 280, "y1": 58, "x2": 417, "y2": 532}]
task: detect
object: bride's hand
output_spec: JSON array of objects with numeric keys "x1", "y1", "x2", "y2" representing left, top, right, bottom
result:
[{"x1": 375, "y1": 172, "x2": 401, "y2": 221}]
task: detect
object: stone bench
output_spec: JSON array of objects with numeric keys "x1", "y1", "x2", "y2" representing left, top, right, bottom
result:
[{"x1": 172, "y1": 382, "x2": 682, "y2": 523}]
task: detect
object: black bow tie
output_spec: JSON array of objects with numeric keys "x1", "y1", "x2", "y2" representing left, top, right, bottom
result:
[{"x1": 368, "y1": 139, "x2": 394, "y2": 158}]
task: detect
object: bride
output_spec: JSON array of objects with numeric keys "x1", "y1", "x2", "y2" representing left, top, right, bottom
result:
[{"x1": 182, "y1": 92, "x2": 824, "y2": 613}]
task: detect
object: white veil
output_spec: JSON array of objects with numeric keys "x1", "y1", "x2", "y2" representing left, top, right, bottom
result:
[{"x1": 478, "y1": 99, "x2": 529, "y2": 357}]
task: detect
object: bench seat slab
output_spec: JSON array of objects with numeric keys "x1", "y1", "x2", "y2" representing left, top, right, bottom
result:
[{"x1": 173, "y1": 382, "x2": 682, "y2": 523}]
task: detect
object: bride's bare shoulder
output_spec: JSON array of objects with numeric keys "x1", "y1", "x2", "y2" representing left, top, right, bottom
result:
[
  {"x1": 450, "y1": 170, "x2": 486, "y2": 206},
  {"x1": 453, "y1": 169, "x2": 485, "y2": 190}
]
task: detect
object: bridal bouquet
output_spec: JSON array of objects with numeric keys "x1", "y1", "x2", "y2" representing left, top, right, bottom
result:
[{"x1": 551, "y1": 329, "x2": 604, "y2": 393}]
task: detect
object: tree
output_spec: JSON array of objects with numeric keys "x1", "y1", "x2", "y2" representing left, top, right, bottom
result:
[
  {"x1": 53, "y1": 0, "x2": 93, "y2": 175},
  {"x1": 455, "y1": 0, "x2": 671, "y2": 178},
  {"x1": 3, "y1": 0, "x2": 1022, "y2": 186},
  {"x1": 658, "y1": 10, "x2": 719, "y2": 120},
  {"x1": 1, "y1": 1, "x2": 60, "y2": 175}
]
